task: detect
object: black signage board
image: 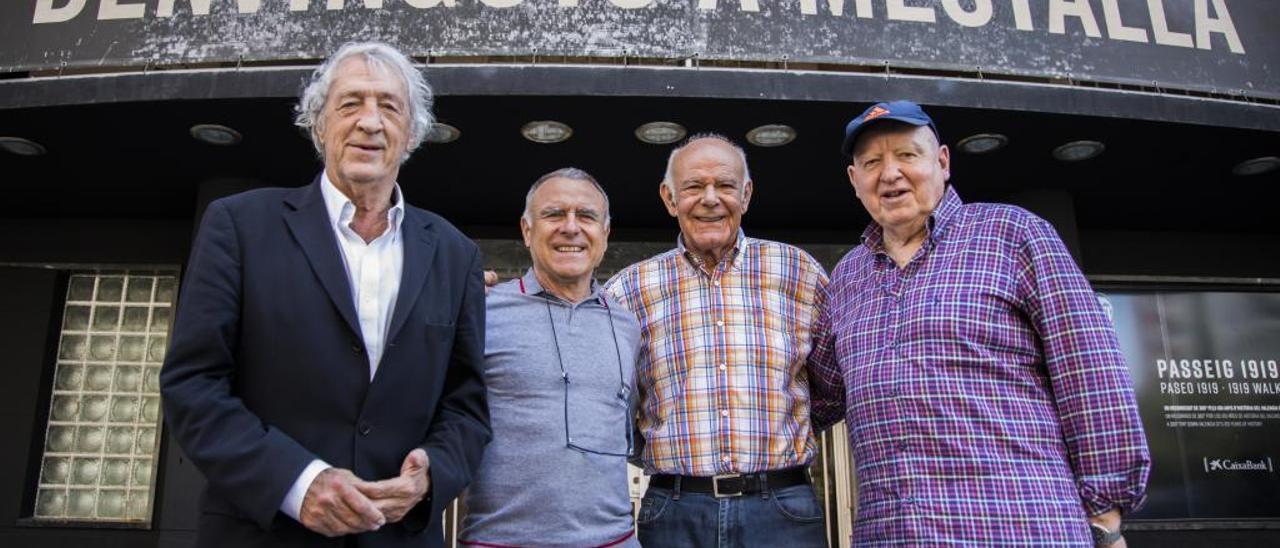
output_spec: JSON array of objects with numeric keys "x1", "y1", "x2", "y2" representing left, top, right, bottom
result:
[
  {"x1": 1103, "y1": 290, "x2": 1280, "y2": 520},
  {"x1": 1, "y1": 1, "x2": 1277, "y2": 101}
]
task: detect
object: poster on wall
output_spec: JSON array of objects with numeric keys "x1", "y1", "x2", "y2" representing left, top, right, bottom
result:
[{"x1": 1102, "y1": 290, "x2": 1280, "y2": 520}]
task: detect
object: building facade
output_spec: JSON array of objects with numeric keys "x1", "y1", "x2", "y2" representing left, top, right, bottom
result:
[{"x1": 2, "y1": 1, "x2": 1279, "y2": 546}]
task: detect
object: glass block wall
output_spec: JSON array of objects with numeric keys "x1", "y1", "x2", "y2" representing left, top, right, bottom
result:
[{"x1": 34, "y1": 271, "x2": 177, "y2": 524}]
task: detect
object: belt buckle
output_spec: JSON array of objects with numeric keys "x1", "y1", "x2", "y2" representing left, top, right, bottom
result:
[{"x1": 712, "y1": 473, "x2": 743, "y2": 498}]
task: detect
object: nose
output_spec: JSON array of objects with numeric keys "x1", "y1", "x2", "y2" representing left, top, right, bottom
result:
[
  {"x1": 560, "y1": 212, "x2": 582, "y2": 234},
  {"x1": 699, "y1": 183, "x2": 720, "y2": 206},
  {"x1": 355, "y1": 100, "x2": 384, "y2": 134},
  {"x1": 877, "y1": 158, "x2": 903, "y2": 184}
]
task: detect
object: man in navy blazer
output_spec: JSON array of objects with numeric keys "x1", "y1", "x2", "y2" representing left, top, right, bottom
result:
[{"x1": 160, "y1": 42, "x2": 490, "y2": 547}]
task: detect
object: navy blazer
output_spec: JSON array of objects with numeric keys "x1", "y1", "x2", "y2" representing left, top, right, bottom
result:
[{"x1": 160, "y1": 179, "x2": 490, "y2": 548}]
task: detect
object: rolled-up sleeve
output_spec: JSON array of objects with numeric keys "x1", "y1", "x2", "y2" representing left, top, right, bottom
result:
[
  {"x1": 806, "y1": 281, "x2": 845, "y2": 432},
  {"x1": 1017, "y1": 217, "x2": 1151, "y2": 516}
]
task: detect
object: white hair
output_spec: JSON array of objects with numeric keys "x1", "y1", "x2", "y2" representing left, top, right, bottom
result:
[
  {"x1": 522, "y1": 167, "x2": 611, "y2": 226},
  {"x1": 661, "y1": 133, "x2": 752, "y2": 196},
  {"x1": 294, "y1": 41, "x2": 434, "y2": 162}
]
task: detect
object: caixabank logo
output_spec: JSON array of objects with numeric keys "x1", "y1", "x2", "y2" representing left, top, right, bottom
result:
[{"x1": 1203, "y1": 457, "x2": 1275, "y2": 473}]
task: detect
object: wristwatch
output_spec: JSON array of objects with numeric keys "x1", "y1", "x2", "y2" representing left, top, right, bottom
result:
[{"x1": 1090, "y1": 523, "x2": 1123, "y2": 547}]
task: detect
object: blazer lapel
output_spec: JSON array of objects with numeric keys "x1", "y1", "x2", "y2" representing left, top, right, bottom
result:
[
  {"x1": 282, "y1": 178, "x2": 362, "y2": 339},
  {"x1": 387, "y1": 207, "x2": 437, "y2": 345}
]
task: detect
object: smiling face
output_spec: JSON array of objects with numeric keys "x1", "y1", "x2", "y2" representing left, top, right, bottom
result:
[
  {"x1": 318, "y1": 56, "x2": 411, "y2": 193},
  {"x1": 660, "y1": 138, "x2": 753, "y2": 267},
  {"x1": 521, "y1": 177, "x2": 610, "y2": 301},
  {"x1": 847, "y1": 123, "x2": 950, "y2": 240}
]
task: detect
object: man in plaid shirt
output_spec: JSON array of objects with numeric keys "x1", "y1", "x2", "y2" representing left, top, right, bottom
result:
[
  {"x1": 605, "y1": 134, "x2": 830, "y2": 547},
  {"x1": 808, "y1": 101, "x2": 1151, "y2": 547}
]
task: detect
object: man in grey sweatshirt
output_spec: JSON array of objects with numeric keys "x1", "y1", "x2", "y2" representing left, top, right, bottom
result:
[{"x1": 461, "y1": 168, "x2": 641, "y2": 548}]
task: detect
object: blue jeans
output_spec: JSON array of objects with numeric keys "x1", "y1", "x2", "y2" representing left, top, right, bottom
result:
[{"x1": 637, "y1": 483, "x2": 828, "y2": 548}]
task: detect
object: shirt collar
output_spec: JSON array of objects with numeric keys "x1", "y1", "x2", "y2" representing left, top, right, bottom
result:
[
  {"x1": 677, "y1": 228, "x2": 746, "y2": 273},
  {"x1": 518, "y1": 267, "x2": 606, "y2": 305},
  {"x1": 320, "y1": 171, "x2": 405, "y2": 235},
  {"x1": 860, "y1": 185, "x2": 963, "y2": 252}
]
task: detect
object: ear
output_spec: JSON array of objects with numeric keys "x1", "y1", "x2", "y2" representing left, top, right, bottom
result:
[
  {"x1": 740, "y1": 179, "x2": 754, "y2": 214},
  {"x1": 659, "y1": 182, "x2": 679, "y2": 218},
  {"x1": 597, "y1": 223, "x2": 611, "y2": 267},
  {"x1": 846, "y1": 164, "x2": 860, "y2": 197},
  {"x1": 937, "y1": 144, "x2": 951, "y2": 182},
  {"x1": 520, "y1": 216, "x2": 533, "y2": 248}
]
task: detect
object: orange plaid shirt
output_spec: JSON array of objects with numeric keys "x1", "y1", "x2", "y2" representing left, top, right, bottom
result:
[{"x1": 604, "y1": 232, "x2": 830, "y2": 476}]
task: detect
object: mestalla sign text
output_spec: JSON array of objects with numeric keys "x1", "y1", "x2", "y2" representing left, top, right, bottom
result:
[{"x1": 2, "y1": 0, "x2": 1275, "y2": 99}]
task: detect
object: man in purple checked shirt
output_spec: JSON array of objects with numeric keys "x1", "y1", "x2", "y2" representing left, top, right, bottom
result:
[{"x1": 808, "y1": 101, "x2": 1151, "y2": 547}]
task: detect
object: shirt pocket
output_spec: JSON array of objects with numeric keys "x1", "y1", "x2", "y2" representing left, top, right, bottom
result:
[{"x1": 910, "y1": 279, "x2": 1023, "y2": 357}]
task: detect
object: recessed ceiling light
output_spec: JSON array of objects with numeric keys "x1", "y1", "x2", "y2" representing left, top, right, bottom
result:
[
  {"x1": 425, "y1": 123, "x2": 461, "y2": 144},
  {"x1": 635, "y1": 122, "x2": 687, "y2": 145},
  {"x1": 521, "y1": 121, "x2": 573, "y2": 144},
  {"x1": 746, "y1": 124, "x2": 796, "y2": 147},
  {"x1": 189, "y1": 124, "x2": 242, "y2": 146},
  {"x1": 1232, "y1": 156, "x2": 1280, "y2": 176},
  {"x1": 0, "y1": 136, "x2": 47, "y2": 156},
  {"x1": 1052, "y1": 140, "x2": 1105, "y2": 162},
  {"x1": 956, "y1": 133, "x2": 1007, "y2": 154}
]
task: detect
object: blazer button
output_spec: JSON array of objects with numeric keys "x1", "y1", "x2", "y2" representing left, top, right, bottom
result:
[
  {"x1": 358, "y1": 422, "x2": 372, "y2": 436},
  {"x1": 351, "y1": 342, "x2": 363, "y2": 354}
]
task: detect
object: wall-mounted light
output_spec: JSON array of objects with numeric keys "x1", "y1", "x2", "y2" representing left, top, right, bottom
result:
[
  {"x1": 521, "y1": 121, "x2": 573, "y2": 144},
  {"x1": 1232, "y1": 156, "x2": 1280, "y2": 176},
  {"x1": 189, "y1": 124, "x2": 242, "y2": 146},
  {"x1": 0, "y1": 136, "x2": 47, "y2": 156},
  {"x1": 956, "y1": 133, "x2": 1008, "y2": 155},
  {"x1": 635, "y1": 122, "x2": 687, "y2": 145},
  {"x1": 746, "y1": 124, "x2": 796, "y2": 147},
  {"x1": 1052, "y1": 140, "x2": 1105, "y2": 162},
  {"x1": 425, "y1": 123, "x2": 461, "y2": 144}
]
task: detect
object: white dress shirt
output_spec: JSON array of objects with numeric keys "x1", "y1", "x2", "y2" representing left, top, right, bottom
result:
[{"x1": 280, "y1": 173, "x2": 406, "y2": 521}]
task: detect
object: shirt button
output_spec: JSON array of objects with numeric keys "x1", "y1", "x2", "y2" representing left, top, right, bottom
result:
[
  {"x1": 721, "y1": 410, "x2": 730, "y2": 417},
  {"x1": 719, "y1": 363, "x2": 727, "y2": 371},
  {"x1": 716, "y1": 320, "x2": 725, "y2": 327},
  {"x1": 721, "y1": 455, "x2": 730, "y2": 463},
  {"x1": 713, "y1": 280, "x2": 721, "y2": 286}
]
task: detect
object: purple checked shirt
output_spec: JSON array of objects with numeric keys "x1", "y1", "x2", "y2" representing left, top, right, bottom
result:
[{"x1": 809, "y1": 187, "x2": 1150, "y2": 546}]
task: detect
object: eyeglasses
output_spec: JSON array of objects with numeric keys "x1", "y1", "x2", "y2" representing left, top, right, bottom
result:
[{"x1": 543, "y1": 295, "x2": 635, "y2": 458}]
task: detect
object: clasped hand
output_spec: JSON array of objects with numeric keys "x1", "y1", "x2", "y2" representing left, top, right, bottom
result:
[{"x1": 299, "y1": 449, "x2": 430, "y2": 537}]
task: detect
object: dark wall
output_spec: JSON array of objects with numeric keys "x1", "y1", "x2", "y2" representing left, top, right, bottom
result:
[
  {"x1": 1083, "y1": 229, "x2": 1280, "y2": 279},
  {"x1": 0, "y1": 220, "x2": 191, "y2": 266},
  {"x1": 0, "y1": 266, "x2": 55, "y2": 543}
]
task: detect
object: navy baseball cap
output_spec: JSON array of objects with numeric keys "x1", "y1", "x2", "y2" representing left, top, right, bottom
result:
[{"x1": 841, "y1": 100, "x2": 940, "y2": 158}]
